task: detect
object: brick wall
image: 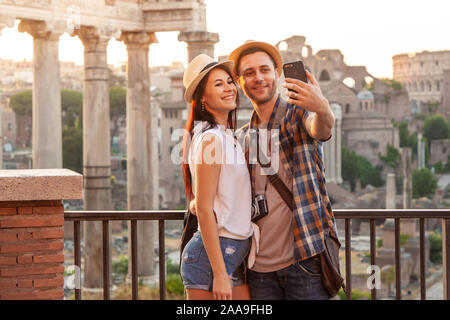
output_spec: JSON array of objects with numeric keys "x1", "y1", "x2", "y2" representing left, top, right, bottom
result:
[{"x1": 0, "y1": 200, "x2": 65, "y2": 300}]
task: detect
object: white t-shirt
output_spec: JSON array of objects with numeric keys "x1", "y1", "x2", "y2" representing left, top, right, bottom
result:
[{"x1": 189, "y1": 121, "x2": 253, "y2": 240}]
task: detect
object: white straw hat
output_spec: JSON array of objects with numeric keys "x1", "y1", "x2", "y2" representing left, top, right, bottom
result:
[
  {"x1": 183, "y1": 53, "x2": 234, "y2": 103},
  {"x1": 228, "y1": 40, "x2": 283, "y2": 79}
]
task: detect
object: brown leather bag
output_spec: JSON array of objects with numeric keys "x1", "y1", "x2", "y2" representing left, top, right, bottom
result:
[
  {"x1": 179, "y1": 208, "x2": 198, "y2": 267},
  {"x1": 319, "y1": 233, "x2": 346, "y2": 297}
]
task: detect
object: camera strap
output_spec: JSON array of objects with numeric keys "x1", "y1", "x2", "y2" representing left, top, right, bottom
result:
[
  {"x1": 245, "y1": 96, "x2": 294, "y2": 212},
  {"x1": 257, "y1": 145, "x2": 294, "y2": 212}
]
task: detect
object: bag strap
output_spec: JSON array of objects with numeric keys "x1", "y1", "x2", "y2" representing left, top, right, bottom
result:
[{"x1": 267, "y1": 174, "x2": 293, "y2": 212}]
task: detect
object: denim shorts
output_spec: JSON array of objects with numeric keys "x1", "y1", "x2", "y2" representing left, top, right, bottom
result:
[{"x1": 180, "y1": 231, "x2": 251, "y2": 291}]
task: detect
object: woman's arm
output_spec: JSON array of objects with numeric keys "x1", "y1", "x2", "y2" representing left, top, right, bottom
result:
[{"x1": 194, "y1": 133, "x2": 231, "y2": 300}]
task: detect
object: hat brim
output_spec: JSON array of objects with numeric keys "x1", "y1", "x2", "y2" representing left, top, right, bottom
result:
[
  {"x1": 184, "y1": 60, "x2": 235, "y2": 103},
  {"x1": 228, "y1": 41, "x2": 283, "y2": 80}
]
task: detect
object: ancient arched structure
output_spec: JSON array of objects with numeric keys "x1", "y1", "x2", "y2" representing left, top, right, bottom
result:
[{"x1": 319, "y1": 69, "x2": 331, "y2": 82}]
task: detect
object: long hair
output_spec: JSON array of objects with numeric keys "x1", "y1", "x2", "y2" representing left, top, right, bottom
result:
[{"x1": 181, "y1": 65, "x2": 239, "y2": 202}]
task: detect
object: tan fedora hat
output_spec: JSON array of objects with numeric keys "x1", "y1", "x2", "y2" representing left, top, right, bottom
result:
[
  {"x1": 183, "y1": 53, "x2": 234, "y2": 103},
  {"x1": 228, "y1": 40, "x2": 283, "y2": 79}
]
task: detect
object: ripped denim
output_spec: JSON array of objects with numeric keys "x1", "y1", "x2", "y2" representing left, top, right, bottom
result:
[{"x1": 180, "y1": 231, "x2": 251, "y2": 291}]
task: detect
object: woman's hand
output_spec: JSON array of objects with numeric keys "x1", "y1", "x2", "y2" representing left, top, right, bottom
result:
[{"x1": 213, "y1": 271, "x2": 232, "y2": 300}]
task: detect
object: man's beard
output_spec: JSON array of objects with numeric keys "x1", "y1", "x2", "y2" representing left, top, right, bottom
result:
[{"x1": 244, "y1": 79, "x2": 277, "y2": 105}]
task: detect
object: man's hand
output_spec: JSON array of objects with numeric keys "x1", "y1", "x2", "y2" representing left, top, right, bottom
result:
[
  {"x1": 283, "y1": 70, "x2": 335, "y2": 141},
  {"x1": 189, "y1": 199, "x2": 196, "y2": 215},
  {"x1": 283, "y1": 70, "x2": 329, "y2": 114}
]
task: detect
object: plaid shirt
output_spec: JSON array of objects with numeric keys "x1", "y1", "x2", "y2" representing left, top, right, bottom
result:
[{"x1": 236, "y1": 95, "x2": 339, "y2": 262}]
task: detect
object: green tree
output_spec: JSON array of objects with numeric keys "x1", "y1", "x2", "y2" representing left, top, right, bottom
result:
[
  {"x1": 112, "y1": 255, "x2": 128, "y2": 276},
  {"x1": 9, "y1": 89, "x2": 82, "y2": 127},
  {"x1": 429, "y1": 232, "x2": 442, "y2": 264},
  {"x1": 61, "y1": 89, "x2": 82, "y2": 128},
  {"x1": 378, "y1": 145, "x2": 401, "y2": 170},
  {"x1": 10, "y1": 90, "x2": 32, "y2": 116},
  {"x1": 380, "y1": 78, "x2": 403, "y2": 90},
  {"x1": 412, "y1": 168, "x2": 438, "y2": 198},
  {"x1": 110, "y1": 86, "x2": 127, "y2": 119},
  {"x1": 62, "y1": 126, "x2": 82, "y2": 174},
  {"x1": 357, "y1": 156, "x2": 383, "y2": 188},
  {"x1": 423, "y1": 114, "x2": 449, "y2": 142},
  {"x1": 342, "y1": 147, "x2": 360, "y2": 191},
  {"x1": 399, "y1": 121, "x2": 418, "y2": 157},
  {"x1": 424, "y1": 100, "x2": 439, "y2": 114},
  {"x1": 342, "y1": 146, "x2": 383, "y2": 191},
  {"x1": 60, "y1": 90, "x2": 83, "y2": 174}
]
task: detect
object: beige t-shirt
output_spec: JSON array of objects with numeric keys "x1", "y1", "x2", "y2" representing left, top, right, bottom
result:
[{"x1": 250, "y1": 124, "x2": 294, "y2": 272}]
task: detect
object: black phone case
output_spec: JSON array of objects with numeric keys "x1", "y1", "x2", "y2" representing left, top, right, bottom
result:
[{"x1": 283, "y1": 61, "x2": 308, "y2": 92}]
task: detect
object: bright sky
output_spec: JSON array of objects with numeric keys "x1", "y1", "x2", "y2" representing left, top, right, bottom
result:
[{"x1": 0, "y1": 0, "x2": 449, "y2": 78}]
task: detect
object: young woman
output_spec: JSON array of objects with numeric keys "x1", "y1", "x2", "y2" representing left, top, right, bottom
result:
[{"x1": 180, "y1": 54, "x2": 254, "y2": 300}]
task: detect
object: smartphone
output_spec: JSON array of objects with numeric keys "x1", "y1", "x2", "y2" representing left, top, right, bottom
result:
[{"x1": 283, "y1": 60, "x2": 308, "y2": 92}]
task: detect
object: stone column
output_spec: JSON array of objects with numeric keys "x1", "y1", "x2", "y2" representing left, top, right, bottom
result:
[
  {"x1": 402, "y1": 147, "x2": 412, "y2": 209},
  {"x1": 120, "y1": 31, "x2": 158, "y2": 277},
  {"x1": 178, "y1": 31, "x2": 219, "y2": 62},
  {"x1": 329, "y1": 132, "x2": 337, "y2": 182},
  {"x1": 336, "y1": 117, "x2": 342, "y2": 183},
  {"x1": 401, "y1": 147, "x2": 417, "y2": 242},
  {"x1": 331, "y1": 104, "x2": 342, "y2": 183},
  {"x1": 323, "y1": 130, "x2": 333, "y2": 182},
  {"x1": 324, "y1": 104, "x2": 342, "y2": 183},
  {"x1": 417, "y1": 133, "x2": 425, "y2": 169},
  {"x1": 74, "y1": 26, "x2": 112, "y2": 288},
  {"x1": 18, "y1": 20, "x2": 62, "y2": 169},
  {"x1": 386, "y1": 173, "x2": 396, "y2": 209}
]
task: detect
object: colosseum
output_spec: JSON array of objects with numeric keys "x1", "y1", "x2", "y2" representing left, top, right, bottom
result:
[{"x1": 393, "y1": 50, "x2": 450, "y2": 116}]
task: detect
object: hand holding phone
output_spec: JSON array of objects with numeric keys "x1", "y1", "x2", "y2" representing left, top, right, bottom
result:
[{"x1": 283, "y1": 61, "x2": 308, "y2": 92}]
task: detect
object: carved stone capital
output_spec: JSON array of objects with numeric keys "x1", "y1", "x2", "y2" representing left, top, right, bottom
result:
[
  {"x1": 178, "y1": 31, "x2": 219, "y2": 45},
  {"x1": 73, "y1": 26, "x2": 110, "y2": 48},
  {"x1": 18, "y1": 19, "x2": 62, "y2": 40},
  {"x1": 119, "y1": 31, "x2": 158, "y2": 49}
]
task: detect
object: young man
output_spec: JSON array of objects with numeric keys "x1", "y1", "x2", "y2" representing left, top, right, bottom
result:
[
  {"x1": 227, "y1": 40, "x2": 340, "y2": 300},
  {"x1": 188, "y1": 41, "x2": 340, "y2": 300}
]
